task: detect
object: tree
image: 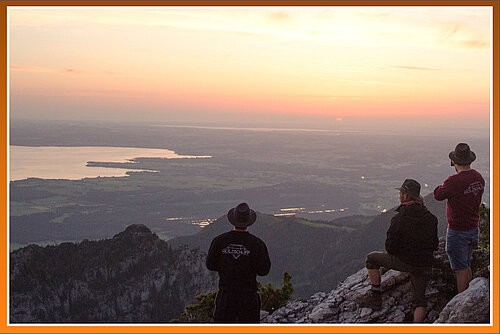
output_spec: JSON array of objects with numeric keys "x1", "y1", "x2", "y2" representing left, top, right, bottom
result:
[
  {"x1": 173, "y1": 291, "x2": 216, "y2": 323},
  {"x1": 478, "y1": 203, "x2": 490, "y2": 252},
  {"x1": 258, "y1": 272, "x2": 293, "y2": 313}
]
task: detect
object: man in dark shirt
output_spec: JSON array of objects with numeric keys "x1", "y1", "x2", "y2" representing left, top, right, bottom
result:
[
  {"x1": 206, "y1": 202, "x2": 271, "y2": 323},
  {"x1": 434, "y1": 143, "x2": 485, "y2": 293},
  {"x1": 358, "y1": 179, "x2": 438, "y2": 323}
]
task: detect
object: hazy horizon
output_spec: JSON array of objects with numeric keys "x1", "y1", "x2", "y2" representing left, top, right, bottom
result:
[{"x1": 9, "y1": 117, "x2": 491, "y2": 139}]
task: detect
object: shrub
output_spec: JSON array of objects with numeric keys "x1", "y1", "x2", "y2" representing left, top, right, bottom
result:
[
  {"x1": 174, "y1": 291, "x2": 216, "y2": 323},
  {"x1": 258, "y1": 272, "x2": 293, "y2": 313},
  {"x1": 478, "y1": 203, "x2": 490, "y2": 252}
]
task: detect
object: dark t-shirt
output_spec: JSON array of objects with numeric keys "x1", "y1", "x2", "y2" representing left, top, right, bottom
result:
[
  {"x1": 434, "y1": 169, "x2": 485, "y2": 231},
  {"x1": 206, "y1": 230, "x2": 271, "y2": 292}
]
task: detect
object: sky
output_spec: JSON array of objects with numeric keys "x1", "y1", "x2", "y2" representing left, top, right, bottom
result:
[{"x1": 8, "y1": 6, "x2": 492, "y2": 130}]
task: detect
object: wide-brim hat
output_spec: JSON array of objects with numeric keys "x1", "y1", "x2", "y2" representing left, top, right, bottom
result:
[
  {"x1": 449, "y1": 143, "x2": 476, "y2": 165},
  {"x1": 395, "y1": 178, "x2": 423, "y2": 200},
  {"x1": 227, "y1": 202, "x2": 257, "y2": 228}
]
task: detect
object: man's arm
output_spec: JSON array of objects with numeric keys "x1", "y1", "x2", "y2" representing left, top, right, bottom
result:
[
  {"x1": 434, "y1": 176, "x2": 455, "y2": 201},
  {"x1": 206, "y1": 238, "x2": 220, "y2": 272},
  {"x1": 385, "y1": 216, "x2": 400, "y2": 255},
  {"x1": 256, "y1": 241, "x2": 271, "y2": 276}
]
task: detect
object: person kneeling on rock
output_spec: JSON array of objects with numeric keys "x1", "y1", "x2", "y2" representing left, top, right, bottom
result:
[{"x1": 358, "y1": 179, "x2": 439, "y2": 323}]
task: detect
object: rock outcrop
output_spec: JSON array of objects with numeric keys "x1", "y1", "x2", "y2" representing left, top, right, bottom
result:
[
  {"x1": 262, "y1": 238, "x2": 489, "y2": 324},
  {"x1": 435, "y1": 277, "x2": 490, "y2": 323},
  {"x1": 10, "y1": 224, "x2": 218, "y2": 323}
]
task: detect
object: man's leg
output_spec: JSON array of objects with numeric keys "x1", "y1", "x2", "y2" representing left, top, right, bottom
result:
[
  {"x1": 213, "y1": 290, "x2": 237, "y2": 323},
  {"x1": 358, "y1": 251, "x2": 389, "y2": 310},
  {"x1": 446, "y1": 227, "x2": 478, "y2": 294},
  {"x1": 366, "y1": 251, "x2": 391, "y2": 291},
  {"x1": 456, "y1": 266, "x2": 472, "y2": 293},
  {"x1": 411, "y1": 270, "x2": 431, "y2": 323},
  {"x1": 368, "y1": 268, "x2": 381, "y2": 286},
  {"x1": 413, "y1": 306, "x2": 426, "y2": 323},
  {"x1": 236, "y1": 292, "x2": 261, "y2": 323}
]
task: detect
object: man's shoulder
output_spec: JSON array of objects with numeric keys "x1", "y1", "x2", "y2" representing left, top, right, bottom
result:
[
  {"x1": 455, "y1": 169, "x2": 484, "y2": 182},
  {"x1": 391, "y1": 209, "x2": 403, "y2": 223},
  {"x1": 211, "y1": 231, "x2": 233, "y2": 242},
  {"x1": 444, "y1": 172, "x2": 461, "y2": 183},
  {"x1": 247, "y1": 232, "x2": 267, "y2": 245},
  {"x1": 394, "y1": 204, "x2": 415, "y2": 217},
  {"x1": 422, "y1": 207, "x2": 438, "y2": 224},
  {"x1": 470, "y1": 169, "x2": 485, "y2": 182},
  {"x1": 394, "y1": 203, "x2": 433, "y2": 219}
]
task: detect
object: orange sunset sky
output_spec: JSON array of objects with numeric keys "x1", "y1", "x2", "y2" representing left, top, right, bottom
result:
[{"x1": 8, "y1": 6, "x2": 492, "y2": 130}]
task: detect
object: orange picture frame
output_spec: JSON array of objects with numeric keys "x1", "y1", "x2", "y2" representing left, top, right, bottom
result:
[{"x1": 0, "y1": 1, "x2": 498, "y2": 333}]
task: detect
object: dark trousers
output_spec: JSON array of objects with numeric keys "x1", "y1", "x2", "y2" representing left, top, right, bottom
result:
[
  {"x1": 213, "y1": 289, "x2": 261, "y2": 323},
  {"x1": 366, "y1": 251, "x2": 431, "y2": 307}
]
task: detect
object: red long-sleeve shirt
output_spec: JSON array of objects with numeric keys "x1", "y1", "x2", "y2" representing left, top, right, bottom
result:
[{"x1": 434, "y1": 169, "x2": 485, "y2": 231}]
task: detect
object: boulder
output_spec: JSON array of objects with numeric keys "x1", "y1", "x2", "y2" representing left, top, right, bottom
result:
[{"x1": 435, "y1": 277, "x2": 489, "y2": 323}]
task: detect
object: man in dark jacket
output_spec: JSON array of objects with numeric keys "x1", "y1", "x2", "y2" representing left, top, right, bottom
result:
[
  {"x1": 358, "y1": 179, "x2": 439, "y2": 323},
  {"x1": 206, "y1": 202, "x2": 271, "y2": 323}
]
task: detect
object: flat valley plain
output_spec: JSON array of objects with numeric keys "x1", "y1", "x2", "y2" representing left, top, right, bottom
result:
[{"x1": 9, "y1": 119, "x2": 490, "y2": 249}]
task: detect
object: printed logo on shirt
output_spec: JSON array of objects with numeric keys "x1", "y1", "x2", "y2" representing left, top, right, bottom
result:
[
  {"x1": 222, "y1": 244, "x2": 250, "y2": 259},
  {"x1": 464, "y1": 181, "x2": 484, "y2": 196}
]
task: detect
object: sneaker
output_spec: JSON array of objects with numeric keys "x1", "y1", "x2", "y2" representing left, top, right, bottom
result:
[{"x1": 357, "y1": 290, "x2": 382, "y2": 310}]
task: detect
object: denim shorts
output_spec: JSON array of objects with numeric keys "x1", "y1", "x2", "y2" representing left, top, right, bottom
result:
[{"x1": 446, "y1": 227, "x2": 479, "y2": 271}]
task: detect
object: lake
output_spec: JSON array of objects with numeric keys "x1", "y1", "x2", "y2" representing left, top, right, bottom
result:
[{"x1": 9, "y1": 146, "x2": 211, "y2": 181}]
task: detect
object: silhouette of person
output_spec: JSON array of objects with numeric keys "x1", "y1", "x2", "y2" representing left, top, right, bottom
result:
[{"x1": 206, "y1": 202, "x2": 271, "y2": 323}]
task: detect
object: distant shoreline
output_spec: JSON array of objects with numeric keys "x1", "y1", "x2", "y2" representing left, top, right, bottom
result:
[{"x1": 9, "y1": 145, "x2": 212, "y2": 181}]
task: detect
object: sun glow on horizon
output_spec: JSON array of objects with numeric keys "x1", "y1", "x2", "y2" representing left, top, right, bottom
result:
[{"x1": 9, "y1": 6, "x2": 491, "y2": 128}]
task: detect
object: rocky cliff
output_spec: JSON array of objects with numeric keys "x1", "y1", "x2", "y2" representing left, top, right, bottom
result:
[
  {"x1": 10, "y1": 225, "x2": 490, "y2": 324},
  {"x1": 262, "y1": 237, "x2": 490, "y2": 324},
  {"x1": 10, "y1": 224, "x2": 217, "y2": 323}
]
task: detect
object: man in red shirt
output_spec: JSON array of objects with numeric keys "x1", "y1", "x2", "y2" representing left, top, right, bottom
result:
[{"x1": 434, "y1": 143, "x2": 485, "y2": 293}]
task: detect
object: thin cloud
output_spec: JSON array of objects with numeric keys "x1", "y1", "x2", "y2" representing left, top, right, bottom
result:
[
  {"x1": 391, "y1": 66, "x2": 439, "y2": 71},
  {"x1": 329, "y1": 67, "x2": 366, "y2": 73},
  {"x1": 343, "y1": 80, "x2": 395, "y2": 86},
  {"x1": 460, "y1": 101, "x2": 489, "y2": 105},
  {"x1": 234, "y1": 30, "x2": 269, "y2": 38},
  {"x1": 11, "y1": 88, "x2": 150, "y2": 99},
  {"x1": 10, "y1": 65, "x2": 52, "y2": 73},
  {"x1": 63, "y1": 68, "x2": 87, "y2": 74},
  {"x1": 454, "y1": 40, "x2": 489, "y2": 49},
  {"x1": 359, "y1": 12, "x2": 392, "y2": 20},
  {"x1": 267, "y1": 11, "x2": 293, "y2": 23},
  {"x1": 307, "y1": 94, "x2": 372, "y2": 101},
  {"x1": 441, "y1": 24, "x2": 461, "y2": 41},
  {"x1": 11, "y1": 65, "x2": 122, "y2": 76},
  {"x1": 438, "y1": 23, "x2": 489, "y2": 49},
  {"x1": 63, "y1": 68, "x2": 122, "y2": 75}
]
